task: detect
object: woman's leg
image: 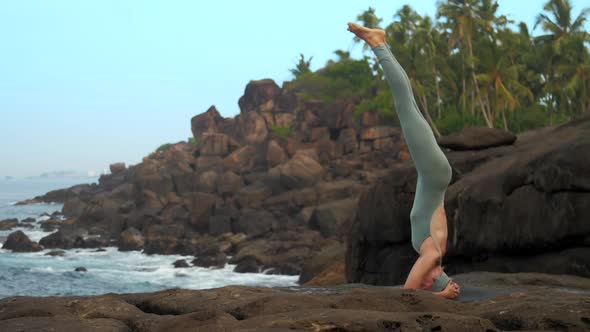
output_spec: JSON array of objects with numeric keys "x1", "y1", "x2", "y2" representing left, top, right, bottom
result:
[
  {"x1": 372, "y1": 43, "x2": 452, "y2": 254},
  {"x1": 348, "y1": 22, "x2": 457, "y2": 296}
]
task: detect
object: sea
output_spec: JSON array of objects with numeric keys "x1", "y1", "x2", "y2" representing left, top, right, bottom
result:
[{"x1": 0, "y1": 176, "x2": 298, "y2": 299}]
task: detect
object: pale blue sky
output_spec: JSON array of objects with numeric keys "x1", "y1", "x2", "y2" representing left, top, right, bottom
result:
[{"x1": 1, "y1": 0, "x2": 588, "y2": 177}]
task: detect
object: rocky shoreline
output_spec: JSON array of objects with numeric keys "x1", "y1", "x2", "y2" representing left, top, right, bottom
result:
[
  {"x1": 1, "y1": 271, "x2": 589, "y2": 331},
  {"x1": 3, "y1": 78, "x2": 590, "y2": 287}
]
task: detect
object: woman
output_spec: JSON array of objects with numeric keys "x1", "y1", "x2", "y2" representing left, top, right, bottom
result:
[{"x1": 347, "y1": 22, "x2": 461, "y2": 299}]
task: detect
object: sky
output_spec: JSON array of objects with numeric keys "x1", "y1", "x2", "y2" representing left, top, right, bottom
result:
[{"x1": 1, "y1": 0, "x2": 589, "y2": 177}]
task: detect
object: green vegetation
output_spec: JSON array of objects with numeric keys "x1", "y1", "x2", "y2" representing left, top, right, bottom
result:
[
  {"x1": 155, "y1": 143, "x2": 173, "y2": 153},
  {"x1": 188, "y1": 137, "x2": 198, "y2": 145},
  {"x1": 270, "y1": 124, "x2": 295, "y2": 139},
  {"x1": 288, "y1": 0, "x2": 590, "y2": 135}
]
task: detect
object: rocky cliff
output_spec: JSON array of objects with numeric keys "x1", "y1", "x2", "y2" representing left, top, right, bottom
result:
[
  {"x1": 347, "y1": 116, "x2": 590, "y2": 284},
  {"x1": 10, "y1": 78, "x2": 410, "y2": 282}
]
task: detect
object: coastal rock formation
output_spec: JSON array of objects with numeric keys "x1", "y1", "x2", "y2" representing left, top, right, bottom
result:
[
  {"x1": 2, "y1": 230, "x2": 42, "y2": 252},
  {"x1": 347, "y1": 116, "x2": 590, "y2": 284},
  {"x1": 24, "y1": 78, "x2": 404, "y2": 279},
  {"x1": 19, "y1": 76, "x2": 590, "y2": 286},
  {"x1": 0, "y1": 272, "x2": 588, "y2": 331},
  {"x1": 0, "y1": 218, "x2": 18, "y2": 231}
]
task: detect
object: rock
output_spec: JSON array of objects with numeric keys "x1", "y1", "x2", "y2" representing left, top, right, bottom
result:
[
  {"x1": 21, "y1": 217, "x2": 36, "y2": 223},
  {"x1": 1, "y1": 272, "x2": 589, "y2": 331},
  {"x1": 118, "y1": 227, "x2": 145, "y2": 251},
  {"x1": 45, "y1": 250, "x2": 66, "y2": 257},
  {"x1": 262, "y1": 187, "x2": 318, "y2": 217},
  {"x1": 191, "y1": 253, "x2": 226, "y2": 269},
  {"x1": 229, "y1": 229, "x2": 326, "y2": 275},
  {"x1": 303, "y1": 260, "x2": 346, "y2": 286},
  {"x1": 315, "y1": 180, "x2": 367, "y2": 204},
  {"x1": 198, "y1": 132, "x2": 239, "y2": 157},
  {"x1": 196, "y1": 170, "x2": 218, "y2": 193},
  {"x1": 438, "y1": 126, "x2": 517, "y2": 150},
  {"x1": 39, "y1": 229, "x2": 77, "y2": 249},
  {"x1": 142, "y1": 224, "x2": 190, "y2": 255},
  {"x1": 274, "y1": 150, "x2": 325, "y2": 190},
  {"x1": 74, "y1": 267, "x2": 87, "y2": 272},
  {"x1": 360, "y1": 126, "x2": 399, "y2": 140},
  {"x1": 2, "y1": 231, "x2": 42, "y2": 252},
  {"x1": 233, "y1": 256, "x2": 260, "y2": 273},
  {"x1": 338, "y1": 127, "x2": 358, "y2": 154},
  {"x1": 233, "y1": 209, "x2": 274, "y2": 236},
  {"x1": 347, "y1": 117, "x2": 590, "y2": 285},
  {"x1": 185, "y1": 192, "x2": 219, "y2": 233},
  {"x1": 266, "y1": 139, "x2": 288, "y2": 168},
  {"x1": 235, "y1": 183, "x2": 273, "y2": 209},
  {"x1": 109, "y1": 162, "x2": 126, "y2": 174},
  {"x1": 16, "y1": 183, "x2": 96, "y2": 204},
  {"x1": 224, "y1": 145, "x2": 258, "y2": 173},
  {"x1": 372, "y1": 136, "x2": 396, "y2": 151},
  {"x1": 191, "y1": 105, "x2": 223, "y2": 138},
  {"x1": 310, "y1": 199, "x2": 358, "y2": 239},
  {"x1": 234, "y1": 111, "x2": 268, "y2": 144},
  {"x1": 238, "y1": 79, "x2": 281, "y2": 114},
  {"x1": 173, "y1": 259, "x2": 190, "y2": 268},
  {"x1": 40, "y1": 218, "x2": 62, "y2": 232},
  {"x1": 208, "y1": 215, "x2": 232, "y2": 236},
  {"x1": 274, "y1": 112, "x2": 296, "y2": 128},
  {"x1": 299, "y1": 240, "x2": 345, "y2": 284},
  {"x1": 195, "y1": 156, "x2": 222, "y2": 169},
  {"x1": 309, "y1": 127, "x2": 330, "y2": 142},
  {"x1": 0, "y1": 218, "x2": 18, "y2": 231},
  {"x1": 62, "y1": 197, "x2": 87, "y2": 217},
  {"x1": 216, "y1": 171, "x2": 244, "y2": 196}
]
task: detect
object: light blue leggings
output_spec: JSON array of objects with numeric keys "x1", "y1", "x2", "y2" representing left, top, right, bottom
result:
[{"x1": 372, "y1": 43, "x2": 452, "y2": 292}]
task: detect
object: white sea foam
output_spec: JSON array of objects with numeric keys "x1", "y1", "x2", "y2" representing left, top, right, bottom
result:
[{"x1": 0, "y1": 178, "x2": 300, "y2": 298}]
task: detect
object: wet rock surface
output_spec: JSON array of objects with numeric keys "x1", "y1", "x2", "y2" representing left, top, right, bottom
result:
[{"x1": 0, "y1": 272, "x2": 588, "y2": 331}]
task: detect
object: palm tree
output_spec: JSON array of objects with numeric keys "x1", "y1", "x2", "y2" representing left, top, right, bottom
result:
[
  {"x1": 534, "y1": 0, "x2": 590, "y2": 120},
  {"x1": 290, "y1": 54, "x2": 313, "y2": 79}
]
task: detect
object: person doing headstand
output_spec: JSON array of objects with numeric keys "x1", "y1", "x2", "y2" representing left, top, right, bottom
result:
[{"x1": 348, "y1": 22, "x2": 461, "y2": 299}]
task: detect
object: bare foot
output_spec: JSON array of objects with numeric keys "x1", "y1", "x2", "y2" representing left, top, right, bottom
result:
[
  {"x1": 347, "y1": 22, "x2": 386, "y2": 48},
  {"x1": 439, "y1": 280, "x2": 461, "y2": 300}
]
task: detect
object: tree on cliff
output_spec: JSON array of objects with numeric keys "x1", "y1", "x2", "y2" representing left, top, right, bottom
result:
[{"x1": 287, "y1": 0, "x2": 589, "y2": 134}]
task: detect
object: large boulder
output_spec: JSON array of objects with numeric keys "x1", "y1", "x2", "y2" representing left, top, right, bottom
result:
[
  {"x1": 196, "y1": 170, "x2": 218, "y2": 193},
  {"x1": 310, "y1": 198, "x2": 359, "y2": 239},
  {"x1": 118, "y1": 227, "x2": 145, "y2": 251},
  {"x1": 438, "y1": 126, "x2": 517, "y2": 150},
  {"x1": 109, "y1": 162, "x2": 126, "y2": 174},
  {"x1": 142, "y1": 224, "x2": 190, "y2": 255},
  {"x1": 198, "y1": 133, "x2": 233, "y2": 156},
  {"x1": 229, "y1": 228, "x2": 327, "y2": 275},
  {"x1": 224, "y1": 145, "x2": 259, "y2": 173},
  {"x1": 233, "y1": 209, "x2": 275, "y2": 236},
  {"x1": 185, "y1": 192, "x2": 219, "y2": 233},
  {"x1": 2, "y1": 231, "x2": 42, "y2": 252},
  {"x1": 216, "y1": 171, "x2": 244, "y2": 196},
  {"x1": 274, "y1": 150, "x2": 325, "y2": 190},
  {"x1": 0, "y1": 218, "x2": 18, "y2": 231},
  {"x1": 346, "y1": 117, "x2": 590, "y2": 284},
  {"x1": 234, "y1": 111, "x2": 268, "y2": 144},
  {"x1": 299, "y1": 240, "x2": 345, "y2": 284},
  {"x1": 238, "y1": 79, "x2": 281, "y2": 114},
  {"x1": 236, "y1": 183, "x2": 273, "y2": 209},
  {"x1": 266, "y1": 139, "x2": 288, "y2": 168},
  {"x1": 191, "y1": 105, "x2": 223, "y2": 139}
]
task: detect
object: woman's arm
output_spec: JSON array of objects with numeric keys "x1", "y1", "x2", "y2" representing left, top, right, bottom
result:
[{"x1": 403, "y1": 252, "x2": 439, "y2": 289}]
